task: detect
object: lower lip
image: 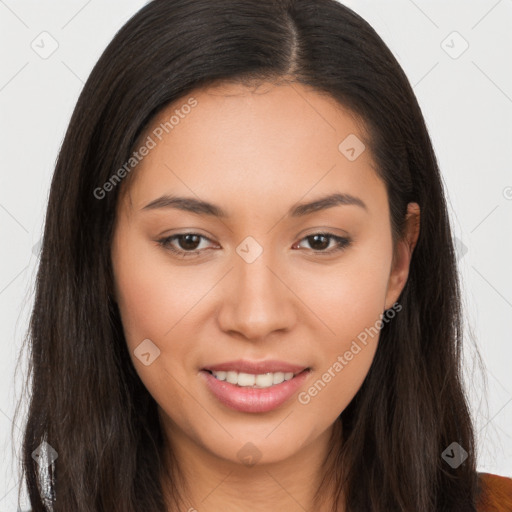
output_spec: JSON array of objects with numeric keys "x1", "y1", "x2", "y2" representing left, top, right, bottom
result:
[{"x1": 200, "y1": 369, "x2": 311, "y2": 413}]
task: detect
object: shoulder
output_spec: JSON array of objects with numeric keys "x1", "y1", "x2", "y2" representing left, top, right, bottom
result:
[{"x1": 477, "y1": 472, "x2": 512, "y2": 511}]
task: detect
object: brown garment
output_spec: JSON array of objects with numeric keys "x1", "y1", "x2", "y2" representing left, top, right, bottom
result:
[{"x1": 477, "y1": 472, "x2": 512, "y2": 511}]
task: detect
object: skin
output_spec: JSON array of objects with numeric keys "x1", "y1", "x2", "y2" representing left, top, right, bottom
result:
[{"x1": 111, "y1": 80, "x2": 420, "y2": 512}]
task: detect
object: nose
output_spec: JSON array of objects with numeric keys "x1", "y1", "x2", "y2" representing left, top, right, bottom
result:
[{"x1": 216, "y1": 248, "x2": 297, "y2": 342}]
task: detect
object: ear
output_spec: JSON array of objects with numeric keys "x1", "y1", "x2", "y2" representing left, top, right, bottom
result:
[{"x1": 384, "y1": 202, "x2": 420, "y2": 310}]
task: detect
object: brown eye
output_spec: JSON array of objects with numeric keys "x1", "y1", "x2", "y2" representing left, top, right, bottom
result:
[
  {"x1": 294, "y1": 233, "x2": 351, "y2": 254},
  {"x1": 157, "y1": 233, "x2": 215, "y2": 257},
  {"x1": 175, "y1": 234, "x2": 202, "y2": 251},
  {"x1": 306, "y1": 234, "x2": 330, "y2": 250}
]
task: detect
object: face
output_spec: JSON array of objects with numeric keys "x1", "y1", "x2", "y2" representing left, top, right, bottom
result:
[{"x1": 111, "y1": 81, "x2": 418, "y2": 469}]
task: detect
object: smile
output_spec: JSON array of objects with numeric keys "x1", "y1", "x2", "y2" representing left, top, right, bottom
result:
[
  {"x1": 205, "y1": 369, "x2": 297, "y2": 388},
  {"x1": 200, "y1": 368, "x2": 311, "y2": 413}
]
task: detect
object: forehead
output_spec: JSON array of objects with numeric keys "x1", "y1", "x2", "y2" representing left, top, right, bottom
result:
[{"x1": 120, "y1": 81, "x2": 385, "y2": 217}]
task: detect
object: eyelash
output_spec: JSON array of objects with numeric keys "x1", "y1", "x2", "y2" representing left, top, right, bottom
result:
[{"x1": 157, "y1": 232, "x2": 352, "y2": 258}]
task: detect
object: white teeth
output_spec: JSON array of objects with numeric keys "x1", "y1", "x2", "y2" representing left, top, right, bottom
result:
[
  {"x1": 237, "y1": 373, "x2": 255, "y2": 386},
  {"x1": 273, "y1": 372, "x2": 285, "y2": 384},
  {"x1": 256, "y1": 373, "x2": 274, "y2": 387},
  {"x1": 226, "y1": 371, "x2": 238, "y2": 384},
  {"x1": 210, "y1": 370, "x2": 297, "y2": 388}
]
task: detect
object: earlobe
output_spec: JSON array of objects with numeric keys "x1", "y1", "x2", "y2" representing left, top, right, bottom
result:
[{"x1": 384, "y1": 202, "x2": 421, "y2": 310}]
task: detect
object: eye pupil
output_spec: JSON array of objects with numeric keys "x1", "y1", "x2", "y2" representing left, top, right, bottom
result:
[
  {"x1": 179, "y1": 234, "x2": 201, "y2": 250},
  {"x1": 308, "y1": 234, "x2": 329, "y2": 250}
]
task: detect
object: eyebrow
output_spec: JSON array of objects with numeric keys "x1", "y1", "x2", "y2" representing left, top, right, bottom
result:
[{"x1": 141, "y1": 192, "x2": 368, "y2": 217}]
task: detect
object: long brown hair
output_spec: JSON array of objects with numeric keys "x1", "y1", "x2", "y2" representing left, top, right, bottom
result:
[{"x1": 15, "y1": 0, "x2": 484, "y2": 510}]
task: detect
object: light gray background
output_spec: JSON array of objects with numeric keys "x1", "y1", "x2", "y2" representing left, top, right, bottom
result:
[{"x1": 1, "y1": 0, "x2": 511, "y2": 509}]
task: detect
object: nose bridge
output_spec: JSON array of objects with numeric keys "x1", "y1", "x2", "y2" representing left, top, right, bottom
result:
[
  {"x1": 238, "y1": 246, "x2": 279, "y2": 300},
  {"x1": 217, "y1": 236, "x2": 295, "y2": 339}
]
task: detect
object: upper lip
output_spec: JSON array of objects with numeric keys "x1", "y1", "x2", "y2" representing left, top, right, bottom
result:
[{"x1": 202, "y1": 359, "x2": 309, "y2": 375}]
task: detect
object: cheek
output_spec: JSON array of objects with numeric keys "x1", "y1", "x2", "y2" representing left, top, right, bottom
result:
[
  {"x1": 113, "y1": 230, "x2": 198, "y2": 346},
  {"x1": 111, "y1": 230, "x2": 195, "y2": 393},
  {"x1": 112, "y1": 250, "x2": 196, "y2": 415},
  {"x1": 295, "y1": 237, "x2": 392, "y2": 415},
  {"x1": 298, "y1": 233, "x2": 392, "y2": 342},
  {"x1": 114, "y1": 256, "x2": 169, "y2": 344},
  {"x1": 296, "y1": 273, "x2": 384, "y2": 422},
  {"x1": 112, "y1": 229, "x2": 225, "y2": 417}
]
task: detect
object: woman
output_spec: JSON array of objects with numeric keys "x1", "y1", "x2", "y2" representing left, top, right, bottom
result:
[{"x1": 15, "y1": 0, "x2": 512, "y2": 510}]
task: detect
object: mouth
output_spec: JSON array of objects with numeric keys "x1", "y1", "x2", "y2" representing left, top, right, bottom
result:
[
  {"x1": 200, "y1": 365, "x2": 312, "y2": 413},
  {"x1": 202, "y1": 368, "x2": 310, "y2": 389}
]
